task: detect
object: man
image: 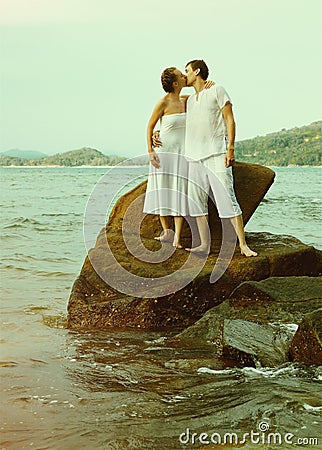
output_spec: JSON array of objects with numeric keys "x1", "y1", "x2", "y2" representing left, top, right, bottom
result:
[{"x1": 154, "y1": 59, "x2": 257, "y2": 257}]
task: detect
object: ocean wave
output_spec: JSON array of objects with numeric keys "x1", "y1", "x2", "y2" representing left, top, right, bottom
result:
[
  {"x1": 1, "y1": 254, "x2": 74, "y2": 263},
  {"x1": 40, "y1": 212, "x2": 83, "y2": 217},
  {"x1": 0, "y1": 232, "x2": 30, "y2": 239},
  {"x1": 0, "y1": 264, "x2": 72, "y2": 277},
  {"x1": 2, "y1": 217, "x2": 42, "y2": 229},
  {"x1": 0, "y1": 264, "x2": 29, "y2": 271}
]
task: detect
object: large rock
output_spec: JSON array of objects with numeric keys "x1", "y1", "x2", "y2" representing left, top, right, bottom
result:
[
  {"x1": 108, "y1": 161, "x2": 275, "y2": 247},
  {"x1": 170, "y1": 277, "x2": 322, "y2": 366},
  {"x1": 67, "y1": 162, "x2": 321, "y2": 330},
  {"x1": 67, "y1": 234, "x2": 321, "y2": 330},
  {"x1": 289, "y1": 309, "x2": 322, "y2": 365}
]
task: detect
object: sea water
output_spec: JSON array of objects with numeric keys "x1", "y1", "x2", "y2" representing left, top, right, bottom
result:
[{"x1": 1, "y1": 166, "x2": 321, "y2": 449}]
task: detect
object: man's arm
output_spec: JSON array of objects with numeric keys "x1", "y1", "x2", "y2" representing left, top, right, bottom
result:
[
  {"x1": 152, "y1": 130, "x2": 162, "y2": 148},
  {"x1": 222, "y1": 102, "x2": 235, "y2": 168}
]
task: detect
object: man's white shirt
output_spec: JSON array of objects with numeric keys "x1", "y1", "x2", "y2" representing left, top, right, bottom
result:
[{"x1": 185, "y1": 84, "x2": 231, "y2": 161}]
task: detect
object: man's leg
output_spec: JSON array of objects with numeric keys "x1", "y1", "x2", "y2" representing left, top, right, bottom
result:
[
  {"x1": 186, "y1": 215, "x2": 210, "y2": 253},
  {"x1": 185, "y1": 160, "x2": 210, "y2": 254},
  {"x1": 230, "y1": 214, "x2": 257, "y2": 257},
  {"x1": 205, "y1": 155, "x2": 257, "y2": 257}
]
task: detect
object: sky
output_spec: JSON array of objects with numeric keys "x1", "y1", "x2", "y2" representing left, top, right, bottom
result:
[{"x1": 1, "y1": 0, "x2": 321, "y2": 157}]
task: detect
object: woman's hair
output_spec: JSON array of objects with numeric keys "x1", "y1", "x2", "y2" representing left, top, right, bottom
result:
[
  {"x1": 185, "y1": 59, "x2": 209, "y2": 80},
  {"x1": 161, "y1": 67, "x2": 177, "y2": 93}
]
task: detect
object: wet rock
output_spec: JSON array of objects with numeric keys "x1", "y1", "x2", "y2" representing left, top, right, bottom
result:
[
  {"x1": 171, "y1": 277, "x2": 322, "y2": 366},
  {"x1": 222, "y1": 319, "x2": 297, "y2": 366},
  {"x1": 67, "y1": 238, "x2": 321, "y2": 330},
  {"x1": 289, "y1": 309, "x2": 322, "y2": 365},
  {"x1": 67, "y1": 160, "x2": 321, "y2": 330}
]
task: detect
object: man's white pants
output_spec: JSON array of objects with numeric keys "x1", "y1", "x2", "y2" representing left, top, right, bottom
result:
[{"x1": 187, "y1": 153, "x2": 242, "y2": 218}]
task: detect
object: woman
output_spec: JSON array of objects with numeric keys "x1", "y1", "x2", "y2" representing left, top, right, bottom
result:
[{"x1": 143, "y1": 67, "x2": 189, "y2": 248}]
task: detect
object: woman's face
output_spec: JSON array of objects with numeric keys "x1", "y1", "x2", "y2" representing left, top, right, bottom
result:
[{"x1": 175, "y1": 69, "x2": 187, "y2": 89}]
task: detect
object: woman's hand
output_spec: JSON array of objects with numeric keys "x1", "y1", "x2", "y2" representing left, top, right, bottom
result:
[
  {"x1": 205, "y1": 80, "x2": 215, "y2": 89},
  {"x1": 149, "y1": 150, "x2": 160, "y2": 169}
]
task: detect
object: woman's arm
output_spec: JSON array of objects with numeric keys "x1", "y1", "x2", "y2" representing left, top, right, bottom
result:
[{"x1": 147, "y1": 99, "x2": 165, "y2": 168}]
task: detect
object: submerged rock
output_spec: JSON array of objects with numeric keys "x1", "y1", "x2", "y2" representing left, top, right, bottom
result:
[
  {"x1": 289, "y1": 308, "x2": 322, "y2": 365},
  {"x1": 170, "y1": 277, "x2": 322, "y2": 366},
  {"x1": 222, "y1": 319, "x2": 297, "y2": 366}
]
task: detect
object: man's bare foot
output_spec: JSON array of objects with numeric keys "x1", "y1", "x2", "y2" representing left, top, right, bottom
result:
[
  {"x1": 185, "y1": 245, "x2": 210, "y2": 255},
  {"x1": 154, "y1": 230, "x2": 172, "y2": 243},
  {"x1": 240, "y1": 245, "x2": 258, "y2": 257}
]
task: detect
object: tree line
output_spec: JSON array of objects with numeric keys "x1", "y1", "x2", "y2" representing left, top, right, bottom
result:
[
  {"x1": 235, "y1": 121, "x2": 321, "y2": 166},
  {"x1": 1, "y1": 122, "x2": 321, "y2": 167},
  {"x1": 0, "y1": 148, "x2": 125, "y2": 167}
]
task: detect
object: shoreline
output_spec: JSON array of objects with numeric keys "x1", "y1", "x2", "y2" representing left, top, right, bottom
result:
[
  {"x1": 0, "y1": 164, "x2": 149, "y2": 169},
  {"x1": 0, "y1": 164, "x2": 321, "y2": 169}
]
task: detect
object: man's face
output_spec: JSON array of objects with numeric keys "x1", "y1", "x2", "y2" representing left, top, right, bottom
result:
[
  {"x1": 174, "y1": 69, "x2": 187, "y2": 88},
  {"x1": 184, "y1": 64, "x2": 197, "y2": 87}
]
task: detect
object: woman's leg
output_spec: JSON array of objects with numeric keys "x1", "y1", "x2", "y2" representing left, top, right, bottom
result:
[
  {"x1": 173, "y1": 216, "x2": 184, "y2": 248},
  {"x1": 154, "y1": 216, "x2": 172, "y2": 242}
]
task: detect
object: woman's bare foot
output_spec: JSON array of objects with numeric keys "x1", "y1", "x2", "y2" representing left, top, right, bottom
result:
[
  {"x1": 185, "y1": 245, "x2": 210, "y2": 255},
  {"x1": 154, "y1": 229, "x2": 172, "y2": 243},
  {"x1": 240, "y1": 245, "x2": 258, "y2": 257},
  {"x1": 172, "y1": 235, "x2": 183, "y2": 249}
]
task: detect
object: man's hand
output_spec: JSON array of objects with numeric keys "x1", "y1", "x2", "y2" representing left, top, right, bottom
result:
[
  {"x1": 152, "y1": 130, "x2": 162, "y2": 148},
  {"x1": 225, "y1": 149, "x2": 235, "y2": 168},
  {"x1": 149, "y1": 150, "x2": 160, "y2": 169}
]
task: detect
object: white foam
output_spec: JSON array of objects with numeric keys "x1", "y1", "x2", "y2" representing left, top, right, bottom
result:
[
  {"x1": 241, "y1": 365, "x2": 297, "y2": 378},
  {"x1": 197, "y1": 367, "x2": 234, "y2": 375},
  {"x1": 303, "y1": 403, "x2": 322, "y2": 411}
]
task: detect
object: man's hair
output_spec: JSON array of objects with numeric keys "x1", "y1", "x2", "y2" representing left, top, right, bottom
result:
[
  {"x1": 161, "y1": 67, "x2": 177, "y2": 93},
  {"x1": 185, "y1": 59, "x2": 209, "y2": 80}
]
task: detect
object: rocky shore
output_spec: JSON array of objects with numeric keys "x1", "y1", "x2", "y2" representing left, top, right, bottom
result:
[
  {"x1": 67, "y1": 162, "x2": 322, "y2": 366},
  {"x1": 170, "y1": 277, "x2": 322, "y2": 366}
]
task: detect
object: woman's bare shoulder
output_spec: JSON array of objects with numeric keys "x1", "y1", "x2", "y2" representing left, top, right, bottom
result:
[{"x1": 155, "y1": 94, "x2": 170, "y2": 108}]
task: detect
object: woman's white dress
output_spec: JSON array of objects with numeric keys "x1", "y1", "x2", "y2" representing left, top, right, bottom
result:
[{"x1": 143, "y1": 113, "x2": 188, "y2": 216}]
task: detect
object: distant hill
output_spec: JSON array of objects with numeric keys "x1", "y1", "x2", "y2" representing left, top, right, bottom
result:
[
  {"x1": 0, "y1": 147, "x2": 125, "y2": 167},
  {"x1": 235, "y1": 121, "x2": 321, "y2": 166},
  {"x1": 0, "y1": 149, "x2": 48, "y2": 159},
  {"x1": 1, "y1": 122, "x2": 321, "y2": 167}
]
